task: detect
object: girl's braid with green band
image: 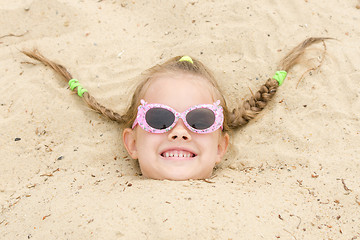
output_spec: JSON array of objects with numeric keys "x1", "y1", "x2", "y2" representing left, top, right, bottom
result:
[
  {"x1": 69, "y1": 79, "x2": 88, "y2": 97},
  {"x1": 21, "y1": 37, "x2": 329, "y2": 131}
]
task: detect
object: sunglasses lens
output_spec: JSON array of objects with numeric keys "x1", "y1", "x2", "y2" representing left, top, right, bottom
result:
[
  {"x1": 146, "y1": 108, "x2": 175, "y2": 130},
  {"x1": 186, "y1": 108, "x2": 215, "y2": 130}
]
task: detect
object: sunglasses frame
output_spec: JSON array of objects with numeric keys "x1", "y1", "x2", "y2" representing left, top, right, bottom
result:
[{"x1": 132, "y1": 99, "x2": 224, "y2": 134}]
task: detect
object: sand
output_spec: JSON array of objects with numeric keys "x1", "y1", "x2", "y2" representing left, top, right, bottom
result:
[{"x1": 1, "y1": 0, "x2": 360, "y2": 239}]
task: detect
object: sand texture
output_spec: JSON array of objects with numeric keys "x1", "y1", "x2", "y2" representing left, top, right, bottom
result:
[{"x1": 1, "y1": 0, "x2": 360, "y2": 239}]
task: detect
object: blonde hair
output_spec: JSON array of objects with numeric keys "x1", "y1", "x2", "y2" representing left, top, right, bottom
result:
[
  {"x1": 22, "y1": 37, "x2": 330, "y2": 132},
  {"x1": 123, "y1": 56, "x2": 232, "y2": 131}
]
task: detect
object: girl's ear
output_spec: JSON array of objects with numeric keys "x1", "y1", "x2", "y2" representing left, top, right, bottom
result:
[
  {"x1": 216, "y1": 132, "x2": 229, "y2": 164},
  {"x1": 123, "y1": 128, "x2": 138, "y2": 159}
]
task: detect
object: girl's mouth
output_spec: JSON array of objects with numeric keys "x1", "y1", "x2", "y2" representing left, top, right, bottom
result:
[{"x1": 160, "y1": 150, "x2": 196, "y2": 158}]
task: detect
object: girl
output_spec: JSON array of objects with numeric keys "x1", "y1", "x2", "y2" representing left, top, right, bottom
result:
[{"x1": 22, "y1": 37, "x2": 329, "y2": 180}]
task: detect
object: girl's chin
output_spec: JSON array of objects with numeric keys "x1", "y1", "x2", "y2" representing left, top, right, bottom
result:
[
  {"x1": 140, "y1": 159, "x2": 213, "y2": 180},
  {"x1": 150, "y1": 170, "x2": 211, "y2": 181}
]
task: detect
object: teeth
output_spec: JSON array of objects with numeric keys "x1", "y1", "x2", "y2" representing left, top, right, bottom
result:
[{"x1": 162, "y1": 150, "x2": 194, "y2": 158}]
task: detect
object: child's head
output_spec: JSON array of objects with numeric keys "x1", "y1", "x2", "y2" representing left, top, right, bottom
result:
[{"x1": 122, "y1": 56, "x2": 230, "y2": 180}]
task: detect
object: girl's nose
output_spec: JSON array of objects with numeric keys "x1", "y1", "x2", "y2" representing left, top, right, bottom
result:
[{"x1": 168, "y1": 120, "x2": 192, "y2": 141}]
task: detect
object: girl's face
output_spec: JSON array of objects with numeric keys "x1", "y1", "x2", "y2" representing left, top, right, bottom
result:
[{"x1": 123, "y1": 73, "x2": 229, "y2": 180}]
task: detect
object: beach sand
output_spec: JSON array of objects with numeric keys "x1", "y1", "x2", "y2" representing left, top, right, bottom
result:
[{"x1": 1, "y1": 0, "x2": 359, "y2": 239}]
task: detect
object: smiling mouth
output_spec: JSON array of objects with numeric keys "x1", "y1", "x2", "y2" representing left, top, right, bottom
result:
[{"x1": 160, "y1": 150, "x2": 196, "y2": 158}]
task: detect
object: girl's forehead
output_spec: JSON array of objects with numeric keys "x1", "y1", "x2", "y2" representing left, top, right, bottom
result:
[{"x1": 142, "y1": 73, "x2": 217, "y2": 111}]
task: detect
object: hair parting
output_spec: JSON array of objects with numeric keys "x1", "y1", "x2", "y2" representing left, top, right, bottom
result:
[{"x1": 21, "y1": 37, "x2": 330, "y2": 132}]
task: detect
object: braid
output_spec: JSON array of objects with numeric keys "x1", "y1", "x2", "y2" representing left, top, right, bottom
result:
[
  {"x1": 228, "y1": 37, "x2": 331, "y2": 130},
  {"x1": 22, "y1": 37, "x2": 331, "y2": 131},
  {"x1": 21, "y1": 49, "x2": 126, "y2": 124}
]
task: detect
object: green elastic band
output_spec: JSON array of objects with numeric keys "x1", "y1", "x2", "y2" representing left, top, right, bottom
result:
[
  {"x1": 272, "y1": 71, "x2": 287, "y2": 86},
  {"x1": 68, "y1": 79, "x2": 88, "y2": 97},
  {"x1": 179, "y1": 56, "x2": 194, "y2": 64}
]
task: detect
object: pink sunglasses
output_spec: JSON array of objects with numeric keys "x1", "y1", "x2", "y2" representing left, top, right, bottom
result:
[{"x1": 132, "y1": 99, "x2": 224, "y2": 134}]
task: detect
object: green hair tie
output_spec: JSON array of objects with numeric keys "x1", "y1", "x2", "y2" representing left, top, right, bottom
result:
[
  {"x1": 179, "y1": 56, "x2": 194, "y2": 64},
  {"x1": 68, "y1": 79, "x2": 88, "y2": 97},
  {"x1": 272, "y1": 71, "x2": 287, "y2": 86}
]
